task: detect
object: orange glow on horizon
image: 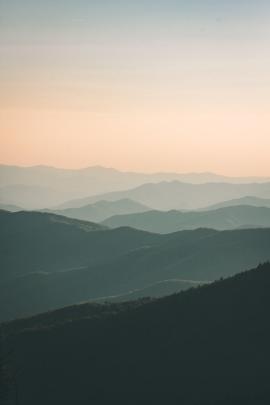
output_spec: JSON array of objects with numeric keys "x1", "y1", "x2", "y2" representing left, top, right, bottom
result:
[{"x1": 0, "y1": 104, "x2": 269, "y2": 176}]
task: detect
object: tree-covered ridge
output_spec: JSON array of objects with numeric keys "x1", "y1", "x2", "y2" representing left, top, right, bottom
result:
[
  {"x1": 1, "y1": 209, "x2": 270, "y2": 321},
  {"x1": 3, "y1": 262, "x2": 270, "y2": 405},
  {"x1": 103, "y1": 204, "x2": 270, "y2": 233}
]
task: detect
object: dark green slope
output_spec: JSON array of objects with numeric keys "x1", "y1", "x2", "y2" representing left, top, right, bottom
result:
[
  {"x1": 4, "y1": 263, "x2": 270, "y2": 405},
  {"x1": 0, "y1": 210, "x2": 162, "y2": 281},
  {"x1": 103, "y1": 205, "x2": 270, "y2": 233},
  {"x1": 1, "y1": 226, "x2": 270, "y2": 321},
  {"x1": 74, "y1": 227, "x2": 270, "y2": 291}
]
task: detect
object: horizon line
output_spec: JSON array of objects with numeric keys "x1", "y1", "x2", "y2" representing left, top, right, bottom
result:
[{"x1": 1, "y1": 163, "x2": 270, "y2": 179}]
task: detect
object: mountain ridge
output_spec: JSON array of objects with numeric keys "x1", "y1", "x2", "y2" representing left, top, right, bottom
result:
[
  {"x1": 48, "y1": 198, "x2": 150, "y2": 222},
  {"x1": 61, "y1": 180, "x2": 270, "y2": 210},
  {"x1": 202, "y1": 195, "x2": 270, "y2": 210},
  {"x1": 1, "y1": 211, "x2": 270, "y2": 321},
  {"x1": 3, "y1": 262, "x2": 270, "y2": 405},
  {"x1": 1, "y1": 164, "x2": 270, "y2": 209},
  {"x1": 102, "y1": 205, "x2": 270, "y2": 233}
]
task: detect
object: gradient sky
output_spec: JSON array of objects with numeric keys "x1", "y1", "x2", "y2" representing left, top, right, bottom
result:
[{"x1": 0, "y1": 0, "x2": 270, "y2": 175}]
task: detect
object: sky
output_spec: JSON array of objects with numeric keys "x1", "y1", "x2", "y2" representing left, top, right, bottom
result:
[{"x1": 0, "y1": 0, "x2": 269, "y2": 175}]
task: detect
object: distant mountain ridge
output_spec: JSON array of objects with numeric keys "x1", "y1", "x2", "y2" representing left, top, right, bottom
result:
[
  {"x1": 49, "y1": 198, "x2": 150, "y2": 222},
  {"x1": 203, "y1": 195, "x2": 270, "y2": 210},
  {"x1": 1, "y1": 164, "x2": 270, "y2": 209},
  {"x1": 102, "y1": 205, "x2": 270, "y2": 233},
  {"x1": 61, "y1": 180, "x2": 270, "y2": 210}
]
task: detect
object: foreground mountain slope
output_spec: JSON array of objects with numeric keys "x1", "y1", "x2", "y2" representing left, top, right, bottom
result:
[
  {"x1": 1, "y1": 226, "x2": 269, "y2": 321},
  {"x1": 4, "y1": 262, "x2": 270, "y2": 405},
  {"x1": 103, "y1": 205, "x2": 270, "y2": 233},
  {"x1": 0, "y1": 210, "x2": 162, "y2": 281},
  {"x1": 50, "y1": 198, "x2": 150, "y2": 222},
  {"x1": 62, "y1": 181, "x2": 270, "y2": 210}
]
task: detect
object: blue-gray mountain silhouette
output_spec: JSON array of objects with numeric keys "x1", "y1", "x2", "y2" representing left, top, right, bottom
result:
[
  {"x1": 103, "y1": 205, "x2": 270, "y2": 233},
  {"x1": 1, "y1": 210, "x2": 270, "y2": 321}
]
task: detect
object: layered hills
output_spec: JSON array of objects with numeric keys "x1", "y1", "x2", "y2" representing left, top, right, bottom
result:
[
  {"x1": 103, "y1": 205, "x2": 270, "y2": 233},
  {"x1": 2, "y1": 165, "x2": 270, "y2": 210},
  {"x1": 49, "y1": 198, "x2": 150, "y2": 222},
  {"x1": 61, "y1": 181, "x2": 270, "y2": 210},
  {"x1": 203, "y1": 195, "x2": 270, "y2": 210},
  {"x1": 1, "y1": 210, "x2": 270, "y2": 321}
]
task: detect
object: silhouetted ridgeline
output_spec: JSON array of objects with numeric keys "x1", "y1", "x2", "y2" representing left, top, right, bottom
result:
[
  {"x1": 203, "y1": 195, "x2": 270, "y2": 210},
  {"x1": 2, "y1": 164, "x2": 269, "y2": 209},
  {"x1": 59, "y1": 180, "x2": 270, "y2": 210},
  {"x1": 2, "y1": 263, "x2": 270, "y2": 405},
  {"x1": 48, "y1": 198, "x2": 150, "y2": 223},
  {"x1": 102, "y1": 205, "x2": 270, "y2": 233}
]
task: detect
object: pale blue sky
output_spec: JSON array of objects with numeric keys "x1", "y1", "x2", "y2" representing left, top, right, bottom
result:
[{"x1": 1, "y1": 1, "x2": 269, "y2": 44}]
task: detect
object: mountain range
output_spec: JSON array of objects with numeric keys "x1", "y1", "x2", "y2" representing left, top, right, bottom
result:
[
  {"x1": 0, "y1": 210, "x2": 160, "y2": 282},
  {"x1": 49, "y1": 198, "x2": 150, "y2": 223},
  {"x1": 202, "y1": 195, "x2": 270, "y2": 210},
  {"x1": 1, "y1": 164, "x2": 270, "y2": 209},
  {"x1": 60, "y1": 180, "x2": 270, "y2": 210},
  {"x1": 1, "y1": 210, "x2": 270, "y2": 321},
  {"x1": 103, "y1": 205, "x2": 270, "y2": 233}
]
